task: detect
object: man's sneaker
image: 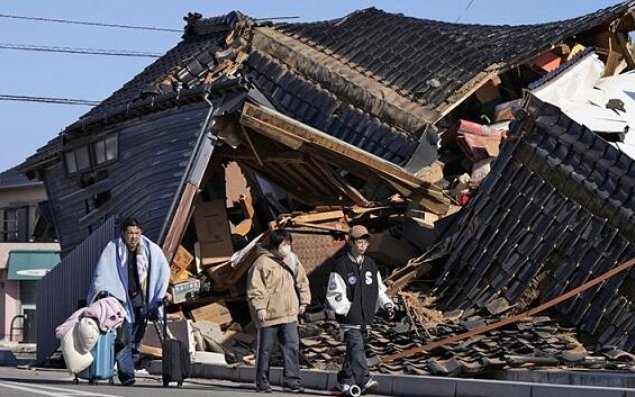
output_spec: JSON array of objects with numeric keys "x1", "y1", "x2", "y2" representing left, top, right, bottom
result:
[
  {"x1": 283, "y1": 385, "x2": 305, "y2": 393},
  {"x1": 361, "y1": 378, "x2": 378, "y2": 394},
  {"x1": 256, "y1": 386, "x2": 273, "y2": 393},
  {"x1": 120, "y1": 377, "x2": 136, "y2": 387}
]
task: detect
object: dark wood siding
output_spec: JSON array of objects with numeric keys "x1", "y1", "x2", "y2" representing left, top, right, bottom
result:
[{"x1": 43, "y1": 103, "x2": 210, "y2": 253}]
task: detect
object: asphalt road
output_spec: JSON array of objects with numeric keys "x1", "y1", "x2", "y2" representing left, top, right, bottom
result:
[{"x1": 0, "y1": 367, "x2": 331, "y2": 397}]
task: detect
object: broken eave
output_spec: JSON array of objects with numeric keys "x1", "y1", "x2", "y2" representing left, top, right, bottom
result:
[
  {"x1": 239, "y1": 101, "x2": 450, "y2": 214},
  {"x1": 432, "y1": 6, "x2": 635, "y2": 123},
  {"x1": 434, "y1": 67, "x2": 504, "y2": 122},
  {"x1": 19, "y1": 81, "x2": 246, "y2": 176}
]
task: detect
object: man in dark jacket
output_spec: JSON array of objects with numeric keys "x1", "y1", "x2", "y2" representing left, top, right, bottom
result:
[{"x1": 326, "y1": 225, "x2": 395, "y2": 395}]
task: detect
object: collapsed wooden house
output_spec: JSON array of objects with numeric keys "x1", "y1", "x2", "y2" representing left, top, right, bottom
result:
[{"x1": 19, "y1": 2, "x2": 635, "y2": 367}]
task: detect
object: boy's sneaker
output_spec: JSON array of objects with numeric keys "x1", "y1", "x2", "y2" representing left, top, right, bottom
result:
[
  {"x1": 333, "y1": 384, "x2": 351, "y2": 395},
  {"x1": 361, "y1": 378, "x2": 378, "y2": 394}
]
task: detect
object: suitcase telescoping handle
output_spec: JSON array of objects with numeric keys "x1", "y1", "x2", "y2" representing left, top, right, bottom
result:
[
  {"x1": 163, "y1": 297, "x2": 172, "y2": 340},
  {"x1": 154, "y1": 297, "x2": 174, "y2": 344}
]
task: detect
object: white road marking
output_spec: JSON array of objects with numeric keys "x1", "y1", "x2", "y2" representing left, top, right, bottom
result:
[{"x1": 0, "y1": 380, "x2": 124, "y2": 397}]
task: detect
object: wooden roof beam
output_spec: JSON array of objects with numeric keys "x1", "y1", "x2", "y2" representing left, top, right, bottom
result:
[{"x1": 240, "y1": 102, "x2": 450, "y2": 214}]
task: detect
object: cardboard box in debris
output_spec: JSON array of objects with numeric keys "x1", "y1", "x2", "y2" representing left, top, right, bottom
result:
[{"x1": 194, "y1": 199, "x2": 234, "y2": 267}]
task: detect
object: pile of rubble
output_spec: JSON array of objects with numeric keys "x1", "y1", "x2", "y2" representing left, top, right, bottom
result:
[
  {"x1": 297, "y1": 294, "x2": 635, "y2": 377},
  {"x1": 140, "y1": 150, "x2": 635, "y2": 375},
  {"x1": 143, "y1": 228, "x2": 635, "y2": 376},
  {"x1": 139, "y1": 199, "x2": 431, "y2": 366}
]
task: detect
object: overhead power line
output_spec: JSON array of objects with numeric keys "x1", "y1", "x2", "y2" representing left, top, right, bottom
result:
[
  {"x1": 254, "y1": 16, "x2": 300, "y2": 21},
  {"x1": 0, "y1": 43, "x2": 162, "y2": 58},
  {"x1": 455, "y1": 0, "x2": 476, "y2": 23},
  {"x1": 0, "y1": 94, "x2": 99, "y2": 106},
  {"x1": 0, "y1": 13, "x2": 181, "y2": 32}
]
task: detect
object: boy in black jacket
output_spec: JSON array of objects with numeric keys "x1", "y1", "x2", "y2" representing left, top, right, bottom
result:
[{"x1": 326, "y1": 225, "x2": 395, "y2": 395}]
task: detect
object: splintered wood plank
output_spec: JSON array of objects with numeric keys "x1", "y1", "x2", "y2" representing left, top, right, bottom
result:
[
  {"x1": 241, "y1": 103, "x2": 426, "y2": 188},
  {"x1": 291, "y1": 210, "x2": 345, "y2": 224},
  {"x1": 239, "y1": 124, "x2": 264, "y2": 166},
  {"x1": 309, "y1": 159, "x2": 372, "y2": 207},
  {"x1": 264, "y1": 151, "x2": 306, "y2": 164},
  {"x1": 285, "y1": 164, "x2": 333, "y2": 197}
]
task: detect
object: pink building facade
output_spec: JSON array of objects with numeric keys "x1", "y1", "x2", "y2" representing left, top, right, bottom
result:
[{"x1": 0, "y1": 168, "x2": 59, "y2": 342}]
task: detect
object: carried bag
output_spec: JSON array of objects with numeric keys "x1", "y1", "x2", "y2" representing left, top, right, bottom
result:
[{"x1": 274, "y1": 255, "x2": 302, "y2": 302}]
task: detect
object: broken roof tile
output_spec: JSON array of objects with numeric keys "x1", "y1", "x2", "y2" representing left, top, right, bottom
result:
[
  {"x1": 277, "y1": 3, "x2": 631, "y2": 111},
  {"x1": 437, "y1": 93, "x2": 635, "y2": 350}
]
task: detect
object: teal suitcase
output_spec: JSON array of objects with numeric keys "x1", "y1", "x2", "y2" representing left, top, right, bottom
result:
[{"x1": 74, "y1": 331, "x2": 116, "y2": 385}]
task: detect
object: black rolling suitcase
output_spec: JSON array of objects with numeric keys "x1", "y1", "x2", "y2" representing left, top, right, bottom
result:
[{"x1": 155, "y1": 303, "x2": 191, "y2": 387}]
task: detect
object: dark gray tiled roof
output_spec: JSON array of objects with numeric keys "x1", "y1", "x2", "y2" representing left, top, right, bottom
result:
[
  {"x1": 435, "y1": 94, "x2": 635, "y2": 349},
  {"x1": 244, "y1": 51, "x2": 419, "y2": 165},
  {"x1": 276, "y1": 3, "x2": 633, "y2": 108},
  {"x1": 78, "y1": 33, "x2": 228, "y2": 123},
  {"x1": 20, "y1": 3, "x2": 634, "y2": 172},
  {"x1": 73, "y1": 12, "x2": 244, "y2": 128}
]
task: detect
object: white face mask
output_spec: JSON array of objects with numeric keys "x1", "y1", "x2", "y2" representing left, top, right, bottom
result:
[{"x1": 278, "y1": 244, "x2": 292, "y2": 257}]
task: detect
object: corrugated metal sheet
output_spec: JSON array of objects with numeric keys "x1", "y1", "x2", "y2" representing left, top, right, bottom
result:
[{"x1": 36, "y1": 216, "x2": 117, "y2": 364}]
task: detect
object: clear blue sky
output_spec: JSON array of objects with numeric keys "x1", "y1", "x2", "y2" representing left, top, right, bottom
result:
[{"x1": 0, "y1": 0, "x2": 622, "y2": 173}]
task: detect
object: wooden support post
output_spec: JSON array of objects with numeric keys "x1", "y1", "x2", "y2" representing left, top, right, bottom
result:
[
  {"x1": 616, "y1": 31, "x2": 635, "y2": 69},
  {"x1": 162, "y1": 182, "x2": 198, "y2": 263},
  {"x1": 240, "y1": 124, "x2": 264, "y2": 166}
]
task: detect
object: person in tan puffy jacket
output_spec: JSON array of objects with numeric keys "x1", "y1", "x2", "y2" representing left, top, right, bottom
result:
[{"x1": 247, "y1": 229, "x2": 311, "y2": 393}]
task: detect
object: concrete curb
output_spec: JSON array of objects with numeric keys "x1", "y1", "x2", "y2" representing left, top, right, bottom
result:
[
  {"x1": 503, "y1": 368, "x2": 635, "y2": 389},
  {"x1": 0, "y1": 343, "x2": 36, "y2": 353},
  {"x1": 147, "y1": 361, "x2": 635, "y2": 396}
]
